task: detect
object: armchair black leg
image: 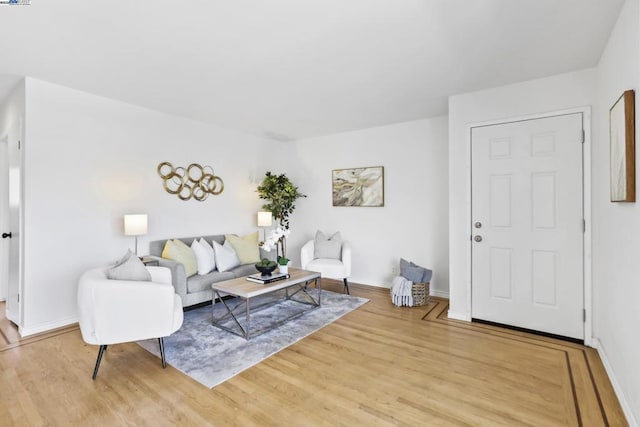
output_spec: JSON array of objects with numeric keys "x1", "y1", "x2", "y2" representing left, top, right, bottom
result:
[
  {"x1": 343, "y1": 278, "x2": 350, "y2": 295},
  {"x1": 158, "y1": 337, "x2": 167, "y2": 368},
  {"x1": 92, "y1": 344, "x2": 108, "y2": 380}
]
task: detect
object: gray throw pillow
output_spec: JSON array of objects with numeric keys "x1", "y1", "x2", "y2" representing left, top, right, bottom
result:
[
  {"x1": 400, "y1": 258, "x2": 433, "y2": 283},
  {"x1": 400, "y1": 258, "x2": 424, "y2": 283},
  {"x1": 420, "y1": 266, "x2": 433, "y2": 283},
  {"x1": 314, "y1": 230, "x2": 342, "y2": 259},
  {"x1": 107, "y1": 250, "x2": 152, "y2": 281}
]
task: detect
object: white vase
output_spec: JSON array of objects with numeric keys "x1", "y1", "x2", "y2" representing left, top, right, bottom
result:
[{"x1": 278, "y1": 264, "x2": 289, "y2": 275}]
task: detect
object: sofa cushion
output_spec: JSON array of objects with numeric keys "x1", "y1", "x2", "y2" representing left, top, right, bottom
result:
[
  {"x1": 191, "y1": 238, "x2": 216, "y2": 275},
  {"x1": 225, "y1": 232, "x2": 261, "y2": 264},
  {"x1": 213, "y1": 240, "x2": 241, "y2": 272},
  {"x1": 106, "y1": 250, "x2": 151, "y2": 281},
  {"x1": 150, "y1": 235, "x2": 225, "y2": 257},
  {"x1": 162, "y1": 239, "x2": 197, "y2": 277},
  {"x1": 186, "y1": 271, "x2": 235, "y2": 294},
  {"x1": 314, "y1": 230, "x2": 342, "y2": 260},
  {"x1": 230, "y1": 263, "x2": 259, "y2": 278}
]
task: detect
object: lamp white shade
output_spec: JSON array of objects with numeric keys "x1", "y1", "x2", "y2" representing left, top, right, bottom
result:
[
  {"x1": 257, "y1": 211, "x2": 273, "y2": 227},
  {"x1": 124, "y1": 214, "x2": 148, "y2": 236}
]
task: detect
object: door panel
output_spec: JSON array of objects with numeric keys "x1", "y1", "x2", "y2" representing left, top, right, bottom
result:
[{"x1": 471, "y1": 113, "x2": 584, "y2": 340}]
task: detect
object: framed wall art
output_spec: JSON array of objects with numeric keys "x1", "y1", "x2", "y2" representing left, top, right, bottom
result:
[
  {"x1": 332, "y1": 166, "x2": 384, "y2": 207},
  {"x1": 610, "y1": 89, "x2": 635, "y2": 202}
]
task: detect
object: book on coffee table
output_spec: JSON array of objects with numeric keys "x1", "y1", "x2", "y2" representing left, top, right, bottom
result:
[{"x1": 246, "y1": 272, "x2": 291, "y2": 284}]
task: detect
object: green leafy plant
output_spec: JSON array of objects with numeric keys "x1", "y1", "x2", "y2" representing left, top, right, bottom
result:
[
  {"x1": 277, "y1": 256, "x2": 289, "y2": 266},
  {"x1": 257, "y1": 172, "x2": 306, "y2": 229},
  {"x1": 256, "y1": 258, "x2": 277, "y2": 268}
]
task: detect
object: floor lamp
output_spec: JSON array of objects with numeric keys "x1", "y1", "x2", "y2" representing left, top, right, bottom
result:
[{"x1": 124, "y1": 214, "x2": 148, "y2": 256}]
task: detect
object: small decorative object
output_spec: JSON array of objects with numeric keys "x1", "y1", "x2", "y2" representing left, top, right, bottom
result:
[
  {"x1": 254, "y1": 258, "x2": 277, "y2": 277},
  {"x1": 332, "y1": 166, "x2": 384, "y2": 207},
  {"x1": 123, "y1": 214, "x2": 147, "y2": 256},
  {"x1": 261, "y1": 226, "x2": 290, "y2": 260},
  {"x1": 157, "y1": 162, "x2": 224, "y2": 201},
  {"x1": 391, "y1": 258, "x2": 432, "y2": 307},
  {"x1": 610, "y1": 90, "x2": 635, "y2": 202},
  {"x1": 277, "y1": 256, "x2": 290, "y2": 274}
]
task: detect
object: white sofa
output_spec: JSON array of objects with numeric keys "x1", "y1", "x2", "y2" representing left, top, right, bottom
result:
[{"x1": 77, "y1": 265, "x2": 183, "y2": 379}]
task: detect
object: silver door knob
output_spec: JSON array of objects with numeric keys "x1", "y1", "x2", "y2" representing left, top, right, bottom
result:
[
  {"x1": 474, "y1": 235, "x2": 483, "y2": 242},
  {"x1": 474, "y1": 222, "x2": 482, "y2": 229}
]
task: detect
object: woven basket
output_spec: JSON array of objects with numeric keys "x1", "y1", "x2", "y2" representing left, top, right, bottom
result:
[{"x1": 412, "y1": 282, "x2": 430, "y2": 306}]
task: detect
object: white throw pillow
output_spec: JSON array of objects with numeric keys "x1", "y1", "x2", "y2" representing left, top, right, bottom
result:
[
  {"x1": 314, "y1": 230, "x2": 342, "y2": 260},
  {"x1": 212, "y1": 239, "x2": 241, "y2": 272},
  {"x1": 191, "y1": 238, "x2": 216, "y2": 275}
]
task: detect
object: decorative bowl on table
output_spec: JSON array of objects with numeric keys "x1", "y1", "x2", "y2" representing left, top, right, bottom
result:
[{"x1": 254, "y1": 259, "x2": 277, "y2": 277}]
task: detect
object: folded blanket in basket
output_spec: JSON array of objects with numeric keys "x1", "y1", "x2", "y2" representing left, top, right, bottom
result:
[{"x1": 390, "y1": 276, "x2": 414, "y2": 307}]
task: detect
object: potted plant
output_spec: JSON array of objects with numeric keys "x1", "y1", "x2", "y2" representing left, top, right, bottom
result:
[
  {"x1": 277, "y1": 256, "x2": 290, "y2": 274},
  {"x1": 257, "y1": 172, "x2": 306, "y2": 263}
]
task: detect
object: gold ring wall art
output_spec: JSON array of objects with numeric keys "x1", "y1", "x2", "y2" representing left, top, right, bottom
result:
[{"x1": 157, "y1": 162, "x2": 224, "y2": 201}]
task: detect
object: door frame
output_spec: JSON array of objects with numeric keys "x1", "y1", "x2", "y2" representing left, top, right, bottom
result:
[{"x1": 466, "y1": 107, "x2": 592, "y2": 346}]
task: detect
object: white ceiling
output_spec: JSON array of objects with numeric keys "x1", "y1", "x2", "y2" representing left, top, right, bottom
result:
[{"x1": 0, "y1": 0, "x2": 625, "y2": 140}]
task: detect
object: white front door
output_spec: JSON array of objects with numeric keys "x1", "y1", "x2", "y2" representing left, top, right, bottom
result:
[
  {"x1": 0, "y1": 140, "x2": 8, "y2": 302},
  {"x1": 6, "y1": 120, "x2": 21, "y2": 326},
  {"x1": 471, "y1": 113, "x2": 584, "y2": 340}
]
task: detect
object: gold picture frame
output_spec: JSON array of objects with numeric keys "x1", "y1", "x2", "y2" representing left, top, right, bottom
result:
[
  {"x1": 610, "y1": 90, "x2": 635, "y2": 202},
  {"x1": 332, "y1": 166, "x2": 384, "y2": 207}
]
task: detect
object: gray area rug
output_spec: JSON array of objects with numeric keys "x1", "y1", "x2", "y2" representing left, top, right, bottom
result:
[{"x1": 138, "y1": 288, "x2": 368, "y2": 388}]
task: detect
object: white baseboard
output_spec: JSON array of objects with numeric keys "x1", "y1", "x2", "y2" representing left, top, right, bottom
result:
[
  {"x1": 430, "y1": 289, "x2": 449, "y2": 299},
  {"x1": 19, "y1": 316, "x2": 77, "y2": 337},
  {"x1": 447, "y1": 310, "x2": 469, "y2": 321},
  {"x1": 591, "y1": 338, "x2": 638, "y2": 427}
]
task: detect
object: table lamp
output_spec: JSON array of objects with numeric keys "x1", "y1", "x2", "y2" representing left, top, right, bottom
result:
[
  {"x1": 257, "y1": 211, "x2": 272, "y2": 242},
  {"x1": 124, "y1": 214, "x2": 148, "y2": 256}
]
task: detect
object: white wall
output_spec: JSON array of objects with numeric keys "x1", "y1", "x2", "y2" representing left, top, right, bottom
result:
[
  {"x1": 593, "y1": 0, "x2": 640, "y2": 423},
  {"x1": 0, "y1": 79, "x2": 24, "y2": 140},
  {"x1": 447, "y1": 69, "x2": 597, "y2": 319},
  {"x1": 288, "y1": 117, "x2": 449, "y2": 294},
  {"x1": 18, "y1": 77, "x2": 281, "y2": 335}
]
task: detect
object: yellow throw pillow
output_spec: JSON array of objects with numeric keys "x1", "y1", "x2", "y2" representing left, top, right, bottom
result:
[
  {"x1": 225, "y1": 232, "x2": 261, "y2": 264},
  {"x1": 162, "y1": 239, "x2": 198, "y2": 277}
]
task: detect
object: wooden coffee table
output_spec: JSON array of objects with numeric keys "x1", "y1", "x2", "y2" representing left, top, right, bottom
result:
[{"x1": 211, "y1": 268, "x2": 321, "y2": 339}]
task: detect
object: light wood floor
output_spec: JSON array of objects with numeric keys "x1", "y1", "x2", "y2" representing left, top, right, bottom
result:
[{"x1": 0, "y1": 283, "x2": 627, "y2": 426}]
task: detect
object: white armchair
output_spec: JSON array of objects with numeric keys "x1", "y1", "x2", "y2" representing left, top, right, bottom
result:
[
  {"x1": 301, "y1": 240, "x2": 352, "y2": 294},
  {"x1": 77, "y1": 266, "x2": 183, "y2": 379}
]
